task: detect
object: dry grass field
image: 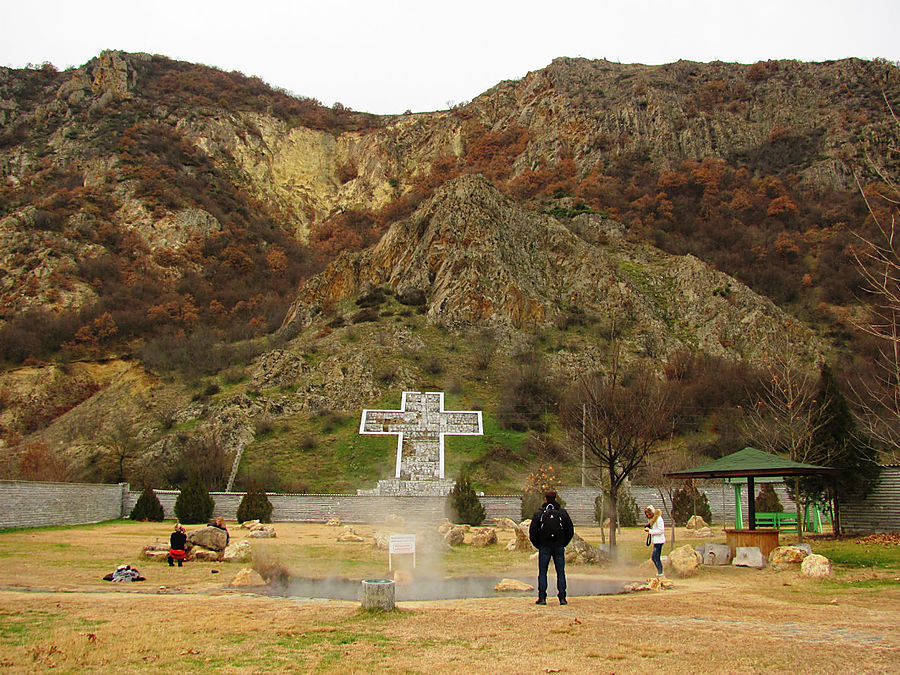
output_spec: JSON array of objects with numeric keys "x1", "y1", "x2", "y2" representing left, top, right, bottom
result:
[{"x1": 1, "y1": 520, "x2": 898, "y2": 673}]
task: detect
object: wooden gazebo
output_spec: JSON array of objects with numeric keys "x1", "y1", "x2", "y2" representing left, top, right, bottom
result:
[{"x1": 665, "y1": 447, "x2": 838, "y2": 555}]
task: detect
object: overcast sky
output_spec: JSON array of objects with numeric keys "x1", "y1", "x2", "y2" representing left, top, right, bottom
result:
[{"x1": 2, "y1": 1, "x2": 898, "y2": 115}]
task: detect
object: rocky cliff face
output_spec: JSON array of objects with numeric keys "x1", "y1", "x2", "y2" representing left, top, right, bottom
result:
[{"x1": 282, "y1": 174, "x2": 821, "y2": 371}]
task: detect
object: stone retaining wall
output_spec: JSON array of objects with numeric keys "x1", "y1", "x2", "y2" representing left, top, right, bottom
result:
[
  {"x1": 5, "y1": 476, "x2": 896, "y2": 533},
  {"x1": 0, "y1": 480, "x2": 128, "y2": 529}
]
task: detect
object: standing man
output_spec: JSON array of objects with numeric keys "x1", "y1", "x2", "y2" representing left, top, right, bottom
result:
[{"x1": 529, "y1": 490, "x2": 575, "y2": 605}]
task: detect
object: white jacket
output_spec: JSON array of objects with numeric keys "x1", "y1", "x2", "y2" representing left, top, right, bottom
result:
[{"x1": 648, "y1": 513, "x2": 666, "y2": 544}]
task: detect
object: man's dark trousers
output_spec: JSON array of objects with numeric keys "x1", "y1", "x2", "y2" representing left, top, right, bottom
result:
[{"x1": 537, "y1": 545, "x2": 567, "y2": 601}]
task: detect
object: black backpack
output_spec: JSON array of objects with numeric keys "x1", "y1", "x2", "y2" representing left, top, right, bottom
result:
[{"x1": 540, "y1": 503, "x2": 564, "y2": 542}]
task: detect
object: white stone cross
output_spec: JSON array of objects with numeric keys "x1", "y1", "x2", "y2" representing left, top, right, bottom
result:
[{"x1": 359, "y1": 391, "x2": 483, "y2": 480}]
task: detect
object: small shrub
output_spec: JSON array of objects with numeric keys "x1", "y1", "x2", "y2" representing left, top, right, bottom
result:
[
  {"x1": 755, "y1": 483, "x2": 784, "y2": 512},
  {"x1": 592, "y1": 487, "x2": 638, "y2": 526},
  {"x1": 255, "y1": 416, "x2": 275, "y2": 438},
  {"x1": 671, "y1": 484, "x2": 712, "y2": 526},
  {"x1": 129, "y1": 485, "x2": 165, "y2": 521},
  {"x1": 448, "y1": 469, "x2": 486, "y2": 526},
  {"x1": 236, "y1": 480, "x2": 274, "y2": 523},
  {"x1": 174, "y1": 473, "x2": 215, "y2": 524},
  {"x1": 521, "y1": 464, "x2": 564, "y2": 520}
]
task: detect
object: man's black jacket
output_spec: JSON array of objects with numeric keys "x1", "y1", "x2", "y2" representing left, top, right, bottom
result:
[{"x1": 529, "y1": 500, "x2": 575, "y2": 548}]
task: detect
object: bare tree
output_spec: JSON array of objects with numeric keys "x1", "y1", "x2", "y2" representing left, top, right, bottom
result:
[
  {"x1": 99, "y1": 412, "x2": 144, "y2": 483},
  {"x1": 850, "y1": 100, "x2": 900, "y2": 461},
  {"x1": 563, "y1": 353, "x2": 675, "y2": 556},
  {"x1": 741, "y1": 352, "x2": 830, "y2": 542}
]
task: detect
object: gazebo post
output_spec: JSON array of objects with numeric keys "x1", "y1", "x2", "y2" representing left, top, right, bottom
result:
[
  {"x1": 733, "y1": 482, "x2": 744, "y2": 529},
  {"x1": 748, "y1": 476, "x2": 756, "y2": 530}
]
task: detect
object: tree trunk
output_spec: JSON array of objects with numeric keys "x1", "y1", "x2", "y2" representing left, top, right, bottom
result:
[
  {"x1": 794, "y1": 477, "x2": 804, "y2": 544},
  {"x1": 608, "y1": 484, "x2": 618, "y2": 558},
  {"x1": 832, "y1": 496, "x2": 842, "y2": 536}
]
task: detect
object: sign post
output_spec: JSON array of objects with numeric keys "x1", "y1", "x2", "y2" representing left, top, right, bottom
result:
[{"x1": 388, "y1": 534, "x2": 416, "y2": 571}]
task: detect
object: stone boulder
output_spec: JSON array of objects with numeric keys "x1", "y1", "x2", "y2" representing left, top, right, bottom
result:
[
  {"x1": 668, "y1": 545, "x2": 702, "y2": 577},
  {"x1": 769, "y1": 545, "x2": 809, "y2": 570},
  {"x1": 247, "y1": 525, "x2": 276, "y2": 538},
  {"x1": 625, "y1": 577, "x2": 674, "y2": 592},
  {"x1": 801, "y1": 554, "x2": 832, "y2": 579},
  {"x1": 494, "y1": 578, "x2": 533, "y2": 592},
  {"x1": 373, "y1": 531, "x2": 391, "y2": 550},
  {"x1": 698, "y1": 543, "x2": 732, "y2": 566},
  {"x1": 505, "y1": 525, "x2": 532, "y2": 551},
  {"x1": 337, "y1": 526, "x2": 366, "y2": 542},
  {"x1": 141, "y1": 541, "x2": 170, "y2": 560},
  {"x1": 686, "y1": 515, "x2": 709, "y2": 530},
  {"x1": 188, "y1": 527, "x2": 229, "y2": 552},
  {"x1": 230, "y1": 568, "x2": 265, "y2": 587},
  {"x1": 565, "y1": 533, "x2": 608, "y2": 565},
  {"x1": 385, "y1": 514, "x2": 405, "y2": 527},
  {"x1": 520, "y1": 519, "x2": 532, "y2": 530},
  {"x1": 192, "y1": 546, "x2": 221, "y2": 562},
  {"x1": 240, "y1": 520, "x2": 260, "y2": 530},
  {"x1": 694, "y1": 527, "x2": 716, "y2": 538},
  {"x1": 493, "y1": 518, "x2": 519, "y2": 530},
  {"x1": 223, "y1": 540, "x2": 252, "y2": 563},
  {"x1": 733, "y1": 546, "x2": 766, "y2": 569},
  {"x1": 444, "y1": 526, "x2": 466, "y2": 546},
  {"x1": 326, "y1": 518, "x2": 342, "y2": 527},
  {"x1": 436, "y1": 518, "x2": 452, "y2": 534},
  {"x1": 471, "y1": 528, "x2": 498, "y2": 547}
]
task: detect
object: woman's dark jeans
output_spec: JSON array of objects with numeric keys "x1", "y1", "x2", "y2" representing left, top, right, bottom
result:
[{"x1": 651, "y1": 542, "x2": 664, "y2": 575}]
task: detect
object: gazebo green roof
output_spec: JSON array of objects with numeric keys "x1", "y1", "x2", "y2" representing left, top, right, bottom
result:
[{"x1": 664, "y1": 446, "x2": 839, "y2": 480}]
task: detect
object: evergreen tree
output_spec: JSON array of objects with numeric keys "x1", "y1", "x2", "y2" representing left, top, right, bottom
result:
[
  {"x1": 174, "y1": 473, "x2": 215, "y2": 524},
  {"x1": 448, "y1": 469, "x2": 486, "y2": 526},
  {"x1": 755, "y1": 483, "x2": 784, "y2": 512},
  {"x1": 671, "y1": 483, "x2": 712, "y2": 526},
  {"x1": 803, "y1": 364, "x2": 881, "y2": 533},
  {"x1": 129, "y1": 485, "x2": 165, "y2": 521},
  {"x1": 236, "y1": 480, "x2": 274, "y2": 523}
]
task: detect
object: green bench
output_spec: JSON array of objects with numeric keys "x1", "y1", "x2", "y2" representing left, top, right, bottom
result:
[{"x1": 754, "y1": 511, "x2": 798, "y2": 532}]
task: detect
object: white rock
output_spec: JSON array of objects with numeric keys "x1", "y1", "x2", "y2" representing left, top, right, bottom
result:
[
  {"x1": 801, "y1": 554, "x2": 832, "y2": 578},
  {"x1": 733, "y1": 546, "x2": 766, "y2": 568}
]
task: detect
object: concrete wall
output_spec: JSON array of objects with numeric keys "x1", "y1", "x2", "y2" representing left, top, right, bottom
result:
[{"x1": 0, "y1": 480, "x2": 128, "y2": 529}]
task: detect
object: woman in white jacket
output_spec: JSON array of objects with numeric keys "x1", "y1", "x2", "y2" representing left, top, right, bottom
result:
[{"x1": 644, "y1": 505, "x2": 666, "y2": 577}]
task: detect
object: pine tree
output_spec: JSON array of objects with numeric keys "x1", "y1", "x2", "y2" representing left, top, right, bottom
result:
[
  {"x1": 174, "y1": 473, "x2": 215, "y2": 524},
  {"x1": 671, "y1": 483, "x2": 712, "y2": 526},
  {"x1": 448, "y1": 469, "x2": 485, "y2": 526},
  {"x1": 803, "y1": 363, "x2": 882, "y2": 533},
  {"x1": 129, "y1": 485, "x2": 164, "y2": 521},
  {"x1": 755, "y1": 483, "x2": 784, "y2": 512},
  {"x1": 236, "y1": 480, "x2": 273, "y2": 523}
]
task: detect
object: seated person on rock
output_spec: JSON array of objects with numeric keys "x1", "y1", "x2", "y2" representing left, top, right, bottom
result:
[{"x1": 209, "y1": 516, "x2": 230, "y2": 546}]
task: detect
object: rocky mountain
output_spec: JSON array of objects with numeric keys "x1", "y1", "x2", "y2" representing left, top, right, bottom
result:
[
  {"x1": 282, "y1": 174, "x2": 820, "y2": 369},
  {"x1": 0, "y1": 51, "x2": 896, "y2": 490}
]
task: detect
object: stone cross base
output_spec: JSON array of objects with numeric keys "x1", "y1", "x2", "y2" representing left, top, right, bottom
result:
[{"x1": 357, "y1": 478, "x2": 457, "y2": 497}]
